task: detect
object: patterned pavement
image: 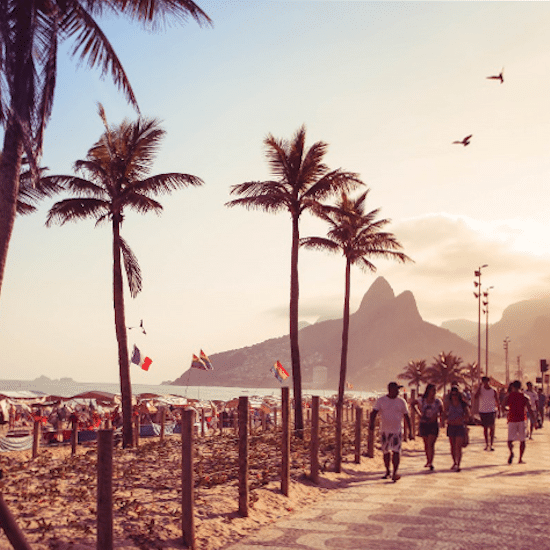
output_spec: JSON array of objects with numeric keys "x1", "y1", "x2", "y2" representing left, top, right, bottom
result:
[{"x1": 224, "y1": 418, "x2": 550, "y2": 550}]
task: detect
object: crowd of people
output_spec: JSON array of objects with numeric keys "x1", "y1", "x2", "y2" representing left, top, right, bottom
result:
[{"x1": 369, "y1": 377, "x2": 549, "y2": 481}]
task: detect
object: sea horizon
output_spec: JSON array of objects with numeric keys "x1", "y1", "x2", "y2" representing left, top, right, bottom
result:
[{"x1": 0, "y1": 377, "x2": 380, "y2": 402}]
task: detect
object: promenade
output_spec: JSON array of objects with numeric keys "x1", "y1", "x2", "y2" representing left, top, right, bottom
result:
[{"x1": 225, "y1": 418, "x2": 550, "y2": 550}]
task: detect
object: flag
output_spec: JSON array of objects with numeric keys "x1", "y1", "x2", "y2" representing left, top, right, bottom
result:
[
  {"x1": 346, "y1": 382, "x2": 353, "y2": 390},
  {"x1": 191, "y1": 354, "x2": 208, "y2": 371},
  {"x1": 271, "y1": 360, "x2": 289, "y2": 383},
  {"x1": 200, "y1": 349, "x2": 213, "y2": 371},
  {"x1": 131, "y1": 345, "x2": 152, "y2": 371}
]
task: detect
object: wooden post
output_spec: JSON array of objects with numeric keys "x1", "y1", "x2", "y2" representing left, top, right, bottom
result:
[
  {"x1": 335, "y1": 401, "x2": 343, "y2": 473},
  {"x1": 32, "y1": 420, "x2": 41, "y2": 459},
  {"x1": 200, "y1": 409, "x2": 205, "y2": 438},
  {"x1": 261, "y1": 409, "x2": 266, "y2": 431},
  {"x1": 181, "y1": 409, "x2": 195, "y2": 550},
  {"x1": 281, "y1": 387, "x2": 290, "y2": 496},
  {"x1": 274, "y1": 407, "x2": 277, "y2": 428},
  {"x1": 238, "y1": 397, "x2": 249, "y2": 517},
  {"x1": 306, "y1": 407, "x2": 311, "y2": 427},
  {"x1": 0, "y1": 493, "x2": 33, "y2": 550},
  {"x1": 354, "y1": 406, "x2": 363, "y2": 464},
  {"x1": 71, "y1": 417, "x2": 78, "y2": 456},
  {"x1": 410, "y1": 389, "x2": 416, "y2": 440},
  {"x1": 134, "y1": 415, "x2": 140, "y2": 448},
  {"x1": 160, "y1": 408, "x2": 166, "y2": 442},
  {"x1": 310, "y1": 396, "x2": 319, "y2": 484},
  {"x1": 97, "y1": 430, "x2": 113, "y2": 550}
]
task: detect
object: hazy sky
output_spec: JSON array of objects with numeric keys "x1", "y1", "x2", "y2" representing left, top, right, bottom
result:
[{"x1": 2, "y1": 1, "x2": 550, "y2": 385}]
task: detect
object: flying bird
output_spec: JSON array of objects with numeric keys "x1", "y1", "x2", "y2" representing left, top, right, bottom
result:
[
  {"x1": 452, "y1": 135, "x2": 472, "y2": 146},
  {"x1": 128, "y1": 319, "x2": 146, "y2": 334},
  {"x1": 486, "y1": 68, "x2": 504, "y2": 84}
]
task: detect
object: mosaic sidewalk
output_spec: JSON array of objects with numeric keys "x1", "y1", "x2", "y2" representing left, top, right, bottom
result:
[{"x1": 224, "y1": 419, "x2": 550, "y2": 550}]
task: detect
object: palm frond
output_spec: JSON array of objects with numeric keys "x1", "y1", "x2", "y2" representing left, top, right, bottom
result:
[
  {"x1": 134, "y1": 173, "x2": 204, "y2": 195},
  {"x1": 300, "y1": 236, "x2": 340, "y2": 253},
  {"x1": 123, "y1": 192, "x2": 164, "y2": 215},
  {"x1": 120, "y1": 236, "x2": 142, "y2": 298},
  {"x1": 45, "y1": 197, "x2": 108, "y2": 227},
  {"x1": 60, "y1": 4, "x2": 139, "y2": 111}
]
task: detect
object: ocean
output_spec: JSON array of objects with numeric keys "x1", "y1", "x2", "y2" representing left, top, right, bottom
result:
[{"x1": 0, "y1": 379, "x2": 378, "y2": 402}]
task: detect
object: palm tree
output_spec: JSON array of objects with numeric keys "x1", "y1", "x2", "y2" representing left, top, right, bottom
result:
[
  {"x1": 0, "y1": 0, "x2": 211, "y2": 301},
  {"x1": 398, "y1": 359, "x2": 428, "y2": 396},
  {"x1": 462, "y1": 361, "x2": 479, "y2": 393},
  {"x1": 45, "y1": 107, "x2": 204, "y2": 447},
  {"x1": 301, "y1": 189, "x2": 411, "y2": 471},
  {"x1": 426, "y1": 351, "x2": 466, "y2": 397},
  {"x1": 226, "y1": 126, "x2": 363, "y2": 433}
]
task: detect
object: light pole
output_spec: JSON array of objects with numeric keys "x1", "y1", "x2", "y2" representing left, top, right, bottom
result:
[
  {"x1": 482, "y1": 285, "x2": 494, "y2": 377},
  {"x1": 503, "y1": 337, "x2": 511, "y2": 386},
  {"x1": 474, "y1": 265, "x2": 488, "y2": 379}
]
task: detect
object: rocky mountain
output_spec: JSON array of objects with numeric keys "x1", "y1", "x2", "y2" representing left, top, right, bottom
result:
[
  {"x1": 172, "y1": 277, "x2": 482, "y2": 392},
  {"x1": 440, "y1": 319, "x2": 478, "y2": 341}
]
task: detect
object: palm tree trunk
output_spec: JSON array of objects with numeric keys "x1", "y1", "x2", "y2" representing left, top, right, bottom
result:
[
  {"x1": 335, "y1": 258, "x2": 352, "y2": 472},
  {"x1": 112, "y1": 215, "x2": 133, "y2": 448},
  {"x1": 289, "y1": 214, "x2": 303, "y2": 434},
  {"x1": 0, "y1": 119, "x2": 24, "y2": 300}
]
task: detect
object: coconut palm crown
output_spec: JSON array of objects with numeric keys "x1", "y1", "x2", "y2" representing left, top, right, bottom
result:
[
  {"x1": 45, "y1": 107, "x2": 204, "y2": 447},
  {"x1": 0, "y1": 0, "x2": 211, "y2": 303},
  {"x1": 398, "y1": 359, "x2": 429, "y2": 396},
  {"x1": 302, "y1": 188, "x2": 411, "y2": 470},
  {"x1": 226, "y1": 125, "x2": 363, "y2": 433}
]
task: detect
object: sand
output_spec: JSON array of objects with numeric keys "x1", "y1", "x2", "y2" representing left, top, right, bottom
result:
[{"x1": 0, "y1": 426, "x2": 423, "y2": 549}]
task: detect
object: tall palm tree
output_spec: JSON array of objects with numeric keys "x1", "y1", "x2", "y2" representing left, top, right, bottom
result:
[
  {"x1": 0, "y1": 0, "x2": 211, "y2": 301},
  {"x1": 426, "y1": 351, "x2": 466, "y2": 397},
  {"x1": 44, "y1": 107, "x2": 204, "y2": 447},
  {"x1": 398, "y1": 359, "x2": 428, "y2": 396},
  {"x1": 226, "y1": 126, "x2": 363, "y2": 433},
  {"x1": 302, "y1": 189, "x2": 411, "y2": 471}
]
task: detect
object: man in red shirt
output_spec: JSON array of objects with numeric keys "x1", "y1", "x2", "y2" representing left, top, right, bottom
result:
[{"x1": 503, "y1": 380, "x2": 536, "y2": 465}]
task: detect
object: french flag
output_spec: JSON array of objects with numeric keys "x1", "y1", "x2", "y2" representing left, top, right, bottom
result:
[{"x1": 131, "y1": 345, "x2": 152, "y2": 371}]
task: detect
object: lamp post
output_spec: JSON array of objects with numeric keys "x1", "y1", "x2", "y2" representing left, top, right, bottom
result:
[
  {"x1": 474, "y1": 265, "x2": 488, "y2": 380},
  {"x1": 503, "y1": 337, "x2": 511, "y2": 386},
  {"x1": 484, "y1": 288, "x2": 495, "y2": 377}
]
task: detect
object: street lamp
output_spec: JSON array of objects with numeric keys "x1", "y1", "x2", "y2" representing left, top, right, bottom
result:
[
  {"x1": 482, "y1": 286, "x2": 494, "y2": 377},
  {"x1": 503, "y1": 337, "x2": 511, "y2": 386},
  {"x1": 474, "y1": 265, "x2": 488, "y2": 379}
]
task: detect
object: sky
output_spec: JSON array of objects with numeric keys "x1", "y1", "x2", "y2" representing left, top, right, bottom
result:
[{"x1": 2, "y1": 1, "x2": 550, "y2": 385}]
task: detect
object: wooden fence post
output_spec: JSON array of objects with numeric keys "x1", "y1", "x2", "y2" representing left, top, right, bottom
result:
[
  {"x1": 281, "y1": 387, "x2": 290, "y2": 496},
  {"x1": 200, "y1": 409, "x2": 205, "y2": 438},
  {"x1": 0, "y1": 492, "x2": 33, "y2": 550},
  {"x1": 32, "y1": 420, "x2": 41, "y2": 459},
  {"x1": 238, "y1": 397, "x2": 249, "y2": 517},
  {"x1": 181, "y1": 409, "x2": 195, "y2": 550},
  {"x1": 354, "y1": 406, "x2": 363, "y2": 464},
  {"x1": 310, "y1": 396, "x2": 319, "y2": 484},
  {"x1": 71, "y1": 417, "x2": 78, "y2": 455},
  {"x1": 97, "y1": 430, "x2": 113, "y2": 550},
  {"x1": 134, "y1": 415, "x2": 140, "y2": 448},
  {"x1": 274, "y1": 407, "x2": 277, "y2": 428},
  {"x1": 160, "y1": 408, "x2": 166, "y2": 442}
]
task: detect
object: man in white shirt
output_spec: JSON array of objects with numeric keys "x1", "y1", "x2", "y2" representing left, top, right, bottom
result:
[
  {"x1": 369, "y1": 382, "x2": 412, "y2": 482},
  {"x1": 474, "y1": 376, "x2": 501, "y2": 451}
]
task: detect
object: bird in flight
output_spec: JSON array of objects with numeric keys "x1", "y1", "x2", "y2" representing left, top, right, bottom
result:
[
  {"x1": 486, "y1": 68, "x2": 504, "y2": 84},
  {"x1": 128, "y1": 319, "x2": 146, "y2": 334},
  {"x1": 452, "y1": 135, "x2": 472, "y2": 146}
]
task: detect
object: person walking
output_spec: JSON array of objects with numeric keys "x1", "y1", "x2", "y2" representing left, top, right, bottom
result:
[
  {"x1": 444, "y1": 386, "x2": 470, "y2": 472},
  {"x1": 474, "y1": 376, "x2": 501, "y2": 451},
  {"x1": 537, "y1": 388, "x2": 546, "y2": 427},
  {"x1": 524, "y1": 382, "x2": 539, "y2": 439},
  {"x1": 504, "y1": 380, "x2": 536, "y2": 464},
  {"x1": 414, "y1": 383, "x2": 443, "y2": 471},
  {"x1": 369, "y1": 382, "x2": 412, "y2": 482}
]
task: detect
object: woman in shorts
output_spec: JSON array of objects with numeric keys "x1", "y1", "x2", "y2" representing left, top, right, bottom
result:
[
  {"x1": 444, "y1": 387, "x2": 470, "y2": 472},
  {"x1": 414, "y1": 383, "x2": 443, "y2": 471}
]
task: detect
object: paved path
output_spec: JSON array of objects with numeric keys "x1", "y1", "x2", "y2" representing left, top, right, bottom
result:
[{"x1": 225, "y1": 419, "x2": 550, "y2": 550}]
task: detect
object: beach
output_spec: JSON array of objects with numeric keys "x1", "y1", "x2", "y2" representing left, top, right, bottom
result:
[{"x1": 0, "y1": 420, "x2": 416, "y2": 550}]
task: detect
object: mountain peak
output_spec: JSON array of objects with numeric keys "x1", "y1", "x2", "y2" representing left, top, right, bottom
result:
[{"x1": 357, "y1": 276, "x2": 395, "y2": 315}]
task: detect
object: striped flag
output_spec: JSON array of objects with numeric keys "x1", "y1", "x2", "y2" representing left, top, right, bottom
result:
[
  {"x1": 191, "y1": 354, "x2": 208, "y2": 371},
  {"x1": 270, "y1": 360, "x2": 289, "y2": 383},
  {"x1": 131, "y1": 345, "x2": 152, "y2": 371},
  {"x1": 200, "y1": 349, "x2": 213, "y2": 371}
]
